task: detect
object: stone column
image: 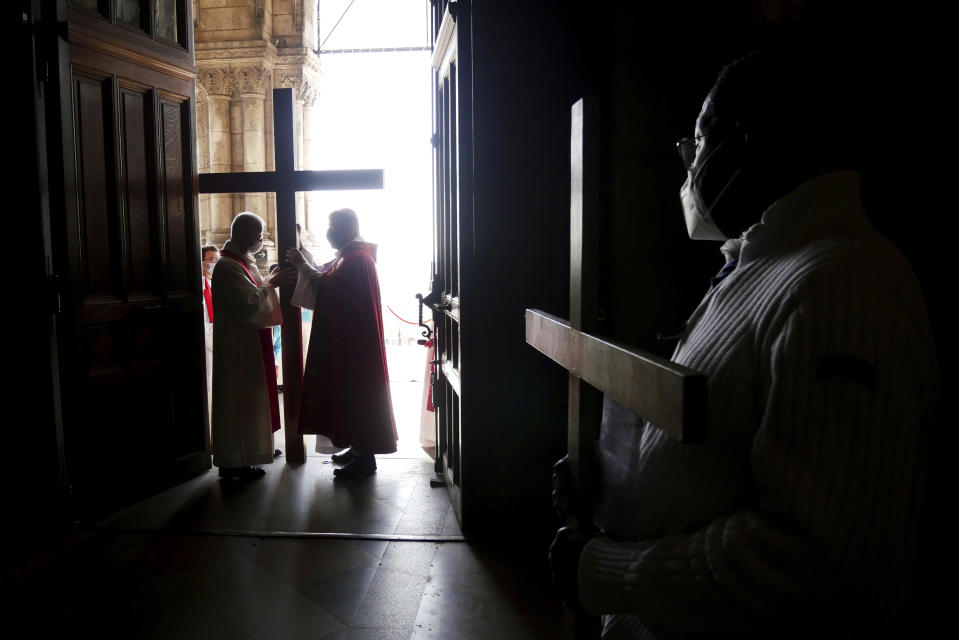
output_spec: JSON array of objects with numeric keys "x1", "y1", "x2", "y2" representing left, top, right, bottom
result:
[
  {"x1": 295, "y1": 97, "x2": 306, "y2": 230},
  {"x1": 264, "y1": 94, "x2": 276, "y2": 247},
  {"x1": 195, "y1": 91, "x2": 212, "y2": 244},
  {"x1": 301, "y1": 100, "x2": 318, "y2": 237},
  {"x1": 229, "y1": 94, "x2": 244, "y2": 207},
  {"x1": 207, "y1": 92, "x2": 234, "y2": 246},
  {"x1": 240, "y1": 91, "x2": 267, "y2": 220}
]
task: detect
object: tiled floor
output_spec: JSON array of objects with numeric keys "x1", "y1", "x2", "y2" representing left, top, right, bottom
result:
[
  {"x1": 97, "y1": 454, "x2": 461, "y2": 538},
  {"x1": 5, "y1": 450, "x2": 565, "y2": 639}
]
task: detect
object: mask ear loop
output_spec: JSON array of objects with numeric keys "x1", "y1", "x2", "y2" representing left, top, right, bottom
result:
[
  {"x1": 690, "y1": 121, "x2": 744, "y2": 185},
  {"x1": 691, "y1": 122, "x2": 746, "y2": 228}
]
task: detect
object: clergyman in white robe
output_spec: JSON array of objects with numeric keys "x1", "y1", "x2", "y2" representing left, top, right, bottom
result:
[{"x1": 210, "y1": 240, "x2": 282, "y2": 468}]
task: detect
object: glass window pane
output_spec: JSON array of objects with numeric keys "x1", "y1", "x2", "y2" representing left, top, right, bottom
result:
[
  {"x1": 116, "y1": 0, "x2": 141, "y2": 28},
  {"x1": 70, "y1": 0, "x2": 101, "y2": 13},
  {"x1": 156, "y1": 0, "x2": 178, "y2": 42}
]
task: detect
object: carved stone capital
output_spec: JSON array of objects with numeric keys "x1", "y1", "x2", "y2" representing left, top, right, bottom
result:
[
  {"x1": 197, "y1": 65, "x2": 273, "y2": 98},
  {"x1": 275, "y1": 49, "x2": 322, "y2": 106},
  {"x1": 234, "y1": 65, "x2": 272, "y2": 96},
  {"x1": 278, "y1": 73, "x2": 319, "y2": 107},
  {"x1": 197, "y1": 67, "x2": 234, "y2": 96}
]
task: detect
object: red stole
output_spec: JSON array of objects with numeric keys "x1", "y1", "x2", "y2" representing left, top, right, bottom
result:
[
  {"x1": 220, "y1": 249, "x2": 281, "y2": 433},
  {"x1": 203, "y1": 278, "x2": 214, "y2": 322}
]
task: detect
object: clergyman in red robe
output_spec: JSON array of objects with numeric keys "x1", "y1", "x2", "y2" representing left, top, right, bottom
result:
[{"x1": 287, "y1": 208, "x2": 397, "y2": 477}]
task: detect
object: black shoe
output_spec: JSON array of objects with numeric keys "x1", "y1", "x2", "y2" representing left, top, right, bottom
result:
[
  {"x1": 333, "y1": 455, "x2": 376, "y2": 478},
  {"x1": 237, "y1": 466, "x2": 266, "y2": 481},
  {"x1": 331, "y1": 448, "x2": 355, "y2": 464},
  {"x1": 274, "y1": 449, "x2": 282, "y2": 458},
  {"x1": 220, "y1": 466, "x2": 265, "y2": 481},
  {"x1": 218, "y1": 467, "x2": 242, "y2": 479}
]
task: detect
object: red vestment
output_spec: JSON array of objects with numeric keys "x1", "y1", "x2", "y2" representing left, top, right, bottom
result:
[{"x1": 298, "y1": 242, "x2": 397, "y2": 453}]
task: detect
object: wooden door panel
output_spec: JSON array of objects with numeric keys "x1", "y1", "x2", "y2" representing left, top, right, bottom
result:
[
  {"x1": 74, "y1": 72, "x2": 120, "y2": 303},
  {"x1": 160, "y1": 97, "x2": 192, "y2": 295},
  {"x1": 170, "y1": 346, "x2": 206, "y2": 459},
  {"x1": 119, "y1": 85, "x2": 159, "y2": 299},
  {"x1": 54, "y1": 1, "x2": 208, "y2": 516}
]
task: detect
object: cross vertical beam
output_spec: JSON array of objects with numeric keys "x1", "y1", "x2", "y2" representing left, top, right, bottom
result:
[
  {"x1": 273, "y1": 89, "x2": 306, "y2": 464},
  {"x1": 567, "y1": 98, "x2": 603, "y2": 529},
  {"x1": 566, "y1": 98, "x2": 603, "y2": 640}
]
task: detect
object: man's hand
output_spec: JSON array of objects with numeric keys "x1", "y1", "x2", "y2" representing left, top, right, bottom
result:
[
  {"x1": 549, "y1": 526, "x2": 592, "y2": 611},
  {"x1": 265, "y1": 266, "x2": 297, "y2": 288},
  {"x1": 285, "y1": 247, "x2": 306, "y2": 268}
]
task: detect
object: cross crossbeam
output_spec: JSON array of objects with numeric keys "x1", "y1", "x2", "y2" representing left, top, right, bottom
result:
[
  {"x1": 525, "y1": 309, "x2": 706, "y2": 443},
  {"x1": 199, "y1": 169, "x2": 383, "y2": 193},
  {"x1": 199, "y1": 88, "x2": 384, "y2": 463}
]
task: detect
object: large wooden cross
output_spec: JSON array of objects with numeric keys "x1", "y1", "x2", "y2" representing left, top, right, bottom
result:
[
  {"x1": 200, "y1": 88, "x2": 384, "y2": 464},
  {"x1": 525, "y1": 98, "x2": 707, "y2": 638}
]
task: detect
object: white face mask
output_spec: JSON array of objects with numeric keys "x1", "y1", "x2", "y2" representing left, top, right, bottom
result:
[
  {"x1": 679, "y1": 124, "x2": 746, "y2": 242},
  {"x1": 680, "y1": 173, "x2": 728, "y2": 241},
  {"x1": 203, "y1": 260, "x2": 216, "y2": 275}
]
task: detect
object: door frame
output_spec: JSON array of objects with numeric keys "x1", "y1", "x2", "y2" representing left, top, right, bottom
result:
[{"x1": 430, "y1": 1, "x2": 473, "y2": 528}]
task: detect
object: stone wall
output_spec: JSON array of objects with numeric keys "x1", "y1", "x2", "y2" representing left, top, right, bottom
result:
[{"x1": 194, "y1": 0, "x2": 321, "y2": 263}]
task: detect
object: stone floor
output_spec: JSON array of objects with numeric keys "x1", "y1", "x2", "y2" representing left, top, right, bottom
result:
[{"x1": 4, "y1": 452, "x2": 566, "y2": 639}]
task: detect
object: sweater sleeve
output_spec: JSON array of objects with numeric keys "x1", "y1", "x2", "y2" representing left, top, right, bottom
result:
[{"x1": 576, "y1": 259, "x2": 935, "y2": 632}]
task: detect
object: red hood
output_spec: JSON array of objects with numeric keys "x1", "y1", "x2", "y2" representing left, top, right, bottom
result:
[{"x1": 341, "y1": 240, "x2": 378, "y2": 261}]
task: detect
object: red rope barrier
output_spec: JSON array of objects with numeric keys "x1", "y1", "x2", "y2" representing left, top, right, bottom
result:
[{"x1": 385, "y1": 304, "x2": 433, "y2": 325}]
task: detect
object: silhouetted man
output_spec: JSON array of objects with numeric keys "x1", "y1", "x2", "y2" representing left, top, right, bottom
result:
[
  {"x1": 287, "y1": 209, "x2": 397, "y2": 478},
  {"x1": 551, "y1": 49, "x2": 937, "y2": 638}
]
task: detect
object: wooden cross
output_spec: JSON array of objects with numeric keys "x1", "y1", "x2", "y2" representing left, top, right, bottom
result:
[
  {"x1": 525, "y1": 98, "x2": 707, "y2": 638},
  {"x1": 199, "y1": 88, "x2": 384, "y2": 464}
]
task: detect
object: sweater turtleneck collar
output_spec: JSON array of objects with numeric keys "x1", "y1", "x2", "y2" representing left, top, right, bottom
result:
[{"x1": 735, "y1": 170, "x2": 868, "y2": 266}]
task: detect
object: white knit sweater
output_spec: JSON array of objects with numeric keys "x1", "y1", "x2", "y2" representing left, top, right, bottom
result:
[{"x1": 579, "y1": 171, "x2": 937, "y2": 638}]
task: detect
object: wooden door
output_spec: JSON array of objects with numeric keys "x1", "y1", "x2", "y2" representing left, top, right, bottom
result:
[
  {"x1": 50, "y1": 0, "x2": 207, "y2": 516},
  {"x1": 429, "y1": 1, "x2": 471, "y2": 522}
]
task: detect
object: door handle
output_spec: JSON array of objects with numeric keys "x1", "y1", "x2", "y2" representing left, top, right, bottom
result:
[{"x1": 415, "y1": 292, "x2": 434, "y2": 340}]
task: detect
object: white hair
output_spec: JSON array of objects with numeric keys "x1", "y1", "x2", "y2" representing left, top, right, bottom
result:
[{"x1": 230, "y1": 211, "x2": 265, "y2": 239}]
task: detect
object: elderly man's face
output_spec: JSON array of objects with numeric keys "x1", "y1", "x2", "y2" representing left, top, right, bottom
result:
[
  {"x1": 682, "y1": 92, "x2": 754, "y2": 238},
  {"x1": 236, "y1": 224, "x2": 263, "y2": 253},
  {"x1": 326, "y1": 220, "x2": 355, "y2": 250}
]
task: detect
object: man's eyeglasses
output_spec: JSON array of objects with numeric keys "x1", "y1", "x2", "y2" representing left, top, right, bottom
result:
[{"x1": 676, "y1": 135, "x2": 705, "y2": 170}]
